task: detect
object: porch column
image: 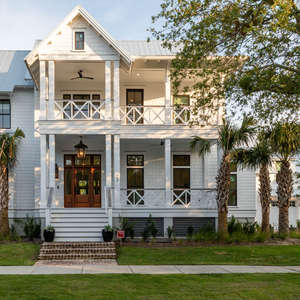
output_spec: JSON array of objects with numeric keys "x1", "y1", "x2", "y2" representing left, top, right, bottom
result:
[
  {"x1": 113, "y1": 134, "x2": 120, "y2": 208},
  {"x1": 48, "y1": 61, "x2": 55, "y2": 120},
  {"x1": 105, "y1": 134, "x2": 112, "y2": 203},
  {"x1": 165, "y1": 139, "x2": 172, "y2": 206},
  {"x1": 113, "y1": 60, "x2": 120, "y2": 120},
  {"x1": 40, "y1": 134, "x2": 47, "y2": 208},
  {"x1": 39, "y1": 61, "x2": 46, "y2": 120},
  {"x1": 49, "y1": 134, "x2": 55, "y2": 189},
  {"x1": 165, "y1": 64, "x2": 172, "y2": 125},
  {"x1": 105, "y1": 61, "x2": 112, "y2": 120}
]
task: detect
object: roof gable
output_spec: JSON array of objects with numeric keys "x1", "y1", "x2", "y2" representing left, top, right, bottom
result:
[{"x1": 25, "y1": 5, "x2": 131, "y2": 65}]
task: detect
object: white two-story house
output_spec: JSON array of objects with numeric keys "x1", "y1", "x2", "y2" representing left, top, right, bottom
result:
[{"x1": 1, "y1": 6, "x2": 261, "y2": 241}]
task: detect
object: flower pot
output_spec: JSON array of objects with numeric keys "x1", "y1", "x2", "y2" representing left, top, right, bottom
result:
[
  {"x1": 43, "y1": 229, "x2": 55, "y2": 242},
  {"x1": 102, "y1": 230, "x2": 114, "y2": 242}
]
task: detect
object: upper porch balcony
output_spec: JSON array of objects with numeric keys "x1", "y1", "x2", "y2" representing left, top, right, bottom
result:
[{"x1": 37, "y1": 60, "x2": 221, "y2": 132}]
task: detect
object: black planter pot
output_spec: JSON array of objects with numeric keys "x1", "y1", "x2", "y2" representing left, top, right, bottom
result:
[
  {"x1": 43, "y1": 229, "x2": 55, "y2": 242},
  {"x1": 102, "y1": 230, "x2": 114, "y2": 242}
]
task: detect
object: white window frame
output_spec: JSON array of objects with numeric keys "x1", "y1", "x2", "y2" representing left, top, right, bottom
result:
[
  {"x1": 73, "y1": 29, "x2": 86, "y2": 51},
  {"x1": 229, "y1": 167, "x2": 238, "y2": 207}
]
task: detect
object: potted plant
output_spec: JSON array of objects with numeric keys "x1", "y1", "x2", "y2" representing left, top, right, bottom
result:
[
  {"x1": 102, "y1": 225, "x2": 114, "y2": 242},
  {"x1": 43, "y1": 225, "x2": 55, "y2": 242}
]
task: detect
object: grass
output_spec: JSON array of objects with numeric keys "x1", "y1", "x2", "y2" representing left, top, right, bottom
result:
[
  {"x1": 118, "y1": 245, "x2": 300, "y2": 266},
  {"x1": 0, "y1": 274, "x2": 299, "y2": 300},
  {"x1": 0, "y1": 242, "x2": 40, "y2": 266}
]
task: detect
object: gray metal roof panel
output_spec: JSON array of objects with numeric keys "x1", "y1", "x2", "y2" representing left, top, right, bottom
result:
[
  {"x1": 0, "y1": 50, "x2": 33, "y2": 92},
  {"x1": 116, "y1": 40, "x2": 178, "y2": 56}
]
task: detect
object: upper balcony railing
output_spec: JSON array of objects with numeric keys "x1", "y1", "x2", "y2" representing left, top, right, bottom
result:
[{"x1": 53, "y1": 100, "x2": 217, "y2": 126}]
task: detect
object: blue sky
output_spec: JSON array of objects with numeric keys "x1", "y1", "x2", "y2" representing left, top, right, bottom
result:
[{"x1": 0, "y1": 0, "x2": 163, "y2": 50}]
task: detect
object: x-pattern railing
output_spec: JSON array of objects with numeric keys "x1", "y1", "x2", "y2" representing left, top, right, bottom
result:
[
  {"x1": 119, "y1": 105, "x2": 166, "y2": 125},
  {"x1": 172, "y1": 106, "x2": 191, "y2": 125},
  {"x1": 54, "y1": 100, "x2": 106, "y2": 120},
  {"x1": 171, "y1": 189, "x2": 191, "y2": 208},
  {"x1": 123, "y1": 189, "x2": 145, "y2": 206}
]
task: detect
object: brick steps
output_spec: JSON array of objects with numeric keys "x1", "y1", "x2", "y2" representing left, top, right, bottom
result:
[{"x1": 38, "y1": 242, "x2": 117, "y2": 261}]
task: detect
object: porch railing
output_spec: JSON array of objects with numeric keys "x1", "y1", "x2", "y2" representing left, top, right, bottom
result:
[
  {"x1": 120, "y1": 188, "x2": 217, "y2": 209},
  {"x1": 54, "y1": 99, "x2": 106, "y2": 120}
]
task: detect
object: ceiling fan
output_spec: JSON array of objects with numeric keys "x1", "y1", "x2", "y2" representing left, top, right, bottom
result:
[{"x1": 70, "y1": 70, "x2": 94, "y2": 80}]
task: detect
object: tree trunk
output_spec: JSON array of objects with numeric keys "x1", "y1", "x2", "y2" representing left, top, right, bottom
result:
[
  {"x1": 0, "y1": 165, "x2": 9, "y2": 236},
  {"x1": 276, "y1": 160, "x2": 293, "y2": 235},
  {"x1": 216, "y1": 154, "x2": 231, "y2": 238},
  {"x1": 259, "y1": 164, "x2": 271, "y2": 232}
]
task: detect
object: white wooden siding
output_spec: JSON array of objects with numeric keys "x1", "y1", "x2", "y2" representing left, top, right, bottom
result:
[
  {"x1": 7, "y1": 88, "x2": 38, "y2": 209},
  {"x1": 39, "y1": 15, "x2": 118, "y2": 57}
]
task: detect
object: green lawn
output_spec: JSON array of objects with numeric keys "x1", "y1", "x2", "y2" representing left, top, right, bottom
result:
[
  {"x1": 0, "y1": 242, "x2": 40, "y2": 266},
  {"x1": 118, "y1": 245, "x2": 300, "y2": 266},
  {"x1": 0, "y1": 274, "x2": 299, "y2": 300}
]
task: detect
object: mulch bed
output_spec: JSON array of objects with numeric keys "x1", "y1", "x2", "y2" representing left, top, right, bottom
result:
[{"x1": 117, "y1": 238, "x2": 300, "y2": 248}]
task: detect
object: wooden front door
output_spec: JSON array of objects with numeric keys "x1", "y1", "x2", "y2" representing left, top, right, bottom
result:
[{"x1": 64, "y1": 155, "x2": 101, "y2": 208}]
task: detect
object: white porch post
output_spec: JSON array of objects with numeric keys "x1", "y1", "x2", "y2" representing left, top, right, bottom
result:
[
  {"x1": 40, "y1": 135, "x2": 47, "y2": 209},
  {"x1": 49, "y1": 134, "x2": 55, "y2": 189},
  {"x1": 39, "y1": 61, "x2": 46, "y2": 120},
  {"x1": 48, "y1": 61, "x2": 55, "y2": 120},
  {"x1": 165, "y1": 64, "x2": 172, "y2": 125},
  {"x1": 165, "y1": 139, "x2": 172, "y2": 206},
  {"x1": 105, "y1": 61, "x2": 112, "y2": 120},
  {"x1": 105, "y1": 134, "x2": 112, "y2": 226},
  {"x1": 113, "y1": 134, "x2": 120, "y2": 208},
  {"x1": 113, "y1": 60, "x2": 120, "y2": 120}
]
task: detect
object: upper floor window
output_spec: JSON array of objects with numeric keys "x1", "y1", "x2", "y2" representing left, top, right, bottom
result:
[
  {"x1": 229, "y1": 163, "x2": 237, "y2": 206},
  {"x1": 173, "y1": 95, "x2": 190, "y2": 124},
  {"x1": 74, "y1": 32, "x2": 84, "y2": 50},
  {"x1": 0, "y1": 100, "x2": 11, "y2": 129}
]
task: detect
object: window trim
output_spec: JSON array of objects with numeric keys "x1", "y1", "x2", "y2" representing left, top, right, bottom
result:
[
  {"x1": 0, "y1": 99, "x2": 11, "y2": 129},
  {"x1": 73, "y1": 30, "x2": 86, "y2": 51},
  {"x1": 229, "y1": 166, "x2": 238, "y2": 207}
]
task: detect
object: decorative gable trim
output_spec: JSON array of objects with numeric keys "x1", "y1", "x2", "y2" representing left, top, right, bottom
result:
[{"x1": 25, "y1": 5, "x2": 132, "y2": 66}]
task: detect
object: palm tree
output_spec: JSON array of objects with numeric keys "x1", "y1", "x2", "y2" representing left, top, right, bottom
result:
[
  {"x1": 269, "y1": 122, "x2": 300, "y2": 235},
  {"x1": 0, "y1": 128, "x2": 25, "y2": 236},
  {"x1": 232, "y1": 130, "x2": 273, "y2": 232},
  {"x1": 191, "y1": 117, "x2": 256, "y2": 238}
]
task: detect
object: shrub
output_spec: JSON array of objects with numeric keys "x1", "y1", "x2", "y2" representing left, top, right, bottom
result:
[
  {"x1": 167, "y1": 226, "x2": 173, "y2": 240},
  {"x1": 145, "y1": 214, "x2": 158, "y2": 238},
  {"x1": 297, "y1": 220, "x2": 300, "y2": 231},
  {"x1": 228, "y1": 216, "x2": 242, "y2": 234},
  {"x1": 23, "y1": 216, "x2": 41, "y2": 241},
  {"x1": 142, "y1": 228, "x2": 150, "y2": 241},
  {"x1": 119, "y1": 216, "x2": 134, "y2": 240},
  {"x1": 187, "y1": 226, "x2": 194, "y2": 237}
]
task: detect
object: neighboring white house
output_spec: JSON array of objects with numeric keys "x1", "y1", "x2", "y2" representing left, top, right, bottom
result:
[{"x1": 0, "y1": 6, "x2": 298, "y2": 241}]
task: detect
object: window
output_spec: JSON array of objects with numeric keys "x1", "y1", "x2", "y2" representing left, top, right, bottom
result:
[
  {"x1": 74, "y1": 31, "x2": 84, "y2": 50},
  {"x1": 173, "y1": 155, "x2": 191, "y2": 206},
  {"x1": 0, "y1": 100, "x2": 11, "y2": 129},
  {"x1": 173, "y1": 95, "x2": 190, "y2": 124},
  {"x1": 126, "y1": 89, "x2": 144, "y2": 124},
  {"x1": 127, "y1": 155, "x2": 144, "y2": 205},
  {"x1": 229, "y1": 163, "x2": 237, "y2": 206}
]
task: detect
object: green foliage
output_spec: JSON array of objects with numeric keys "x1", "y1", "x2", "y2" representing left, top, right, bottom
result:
[
  {"x1": 150, "y1": 0, "x2": 300, "y2": 123},
  {"x1": 167, "y1": 226, "x2": 174, "y2": 239},
  {"x1": 103, "y1": 225, "x2": 113, "y2": 232},
  {"x1": 144, "y1": 214, "x2": 158, "y2": 240},
  {"x1": 119, "y1": 216, "x2": 135, "y2": 240},
  {"x1": 187, "y1": 226, "x2": 194, "y2": 237},
  {"x1": 142, "y1": 228, "x2": 150, "y2": 241},
  {"x1": 23, "y1": 216, "x2": 41, "y2": 241}
]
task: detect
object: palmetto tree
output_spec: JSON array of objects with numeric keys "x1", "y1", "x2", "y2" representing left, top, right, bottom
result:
[
  {"x1": 191, "y1": 117, "x2": 256, "y2": 237},
  {"x1": 0, "y1": 128, "x2": 25, "y2": 236},
  {"x1": 269, "y1": 122, "x2": 300, "y2": 234},
  {"x1": 232, "y1": 130, "x2": 273, "y2": 232}
]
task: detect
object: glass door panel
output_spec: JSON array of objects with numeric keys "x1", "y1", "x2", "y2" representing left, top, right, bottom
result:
[{"x1": 126, "y1": 89, "x2": 144, "y2": 124}]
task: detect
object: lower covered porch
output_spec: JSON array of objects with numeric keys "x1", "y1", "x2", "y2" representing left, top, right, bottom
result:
[{"x1": 41, "y1": 134, "x2": 218, "y2": 240}]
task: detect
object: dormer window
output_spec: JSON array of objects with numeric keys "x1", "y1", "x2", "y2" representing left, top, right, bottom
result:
[{"x1": 74, "y1": 31, "x2": 84, "y2": 50}]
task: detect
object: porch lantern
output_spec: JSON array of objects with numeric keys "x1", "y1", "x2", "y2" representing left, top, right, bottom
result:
[{"x1": 74, "y1": 136, "x2": 88, "y2": 159}]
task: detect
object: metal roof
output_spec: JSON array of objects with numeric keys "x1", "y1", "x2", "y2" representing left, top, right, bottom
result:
[
  {"x1": 117, "y1": 40, "x2": 178, "y2": 57},
  {"x1": 0, "y1": 50, "x2": 33, "y2": 93},
  {"x1": 0, "y1": 41, "x2": 177, "y2": 92}
]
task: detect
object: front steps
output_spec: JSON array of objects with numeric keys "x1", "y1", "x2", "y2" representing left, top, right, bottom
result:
[
  {"x1": 50, "y1": 208, "x2": 108, "y2": 242},
  {"x1": 38, "y1": 242, "x2": 117, "y2": 261}
]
